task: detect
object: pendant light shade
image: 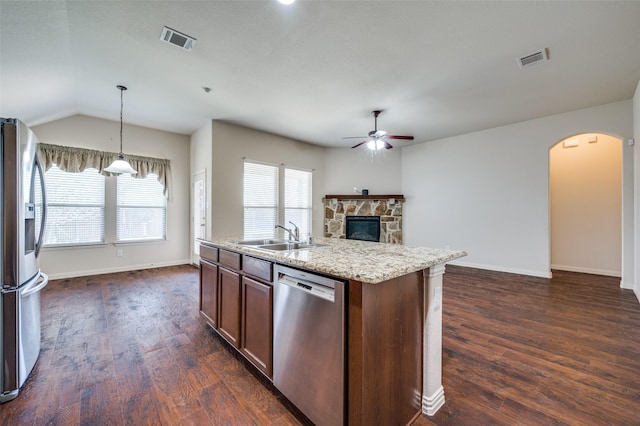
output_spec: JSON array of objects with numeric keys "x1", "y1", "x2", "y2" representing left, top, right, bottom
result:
[
  {"x1": 105, "y1": 85, "x2": 137, "y2": 174},
  {"x1": 105, "y1": 155, "x2": 137, "y2": 174}
]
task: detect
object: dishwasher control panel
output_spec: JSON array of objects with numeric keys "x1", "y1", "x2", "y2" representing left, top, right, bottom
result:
[{"x1": 278, "y1": 274, "x2": 335, "y2": 302}]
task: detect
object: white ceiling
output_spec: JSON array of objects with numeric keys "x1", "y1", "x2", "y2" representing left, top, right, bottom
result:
[{"x1": 1, "y1": 1, "x2": 639, "y2": 148}]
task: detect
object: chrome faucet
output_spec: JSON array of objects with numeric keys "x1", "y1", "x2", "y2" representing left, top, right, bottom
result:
[
  {"x1": 275, "y1": 221, "x2": 300, "y2": 241},
  {"x1": 289, "y1": 221, "x2": 300, "y2": 241}
]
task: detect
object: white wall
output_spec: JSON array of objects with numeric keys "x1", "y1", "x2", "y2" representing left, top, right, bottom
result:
[
  {"x1": 634, "y1": 80, "x2": 640, "y2": 300},
  {"x1": 191, "y1": 120, "x2": 326, "y2": 238},
  {"x1": 323, "y1": 147, "x2": 402, "y2": 195},
  {"x1": 402, "y1": 100, "x2": 634, "y2": 279},
  {"x1": 33, "y1": 114, "x2": 191, "y2": 279},
  {"x1": 550, "y1": 134, "x2": 621, "y2": 276}
]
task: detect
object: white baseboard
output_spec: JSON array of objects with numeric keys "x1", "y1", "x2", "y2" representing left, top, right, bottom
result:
[
  {"x1": 449, "y1": 260, "x2": 552, "y2": 278},
  {"x1": 550, "y1": 264, "x2": 621, "y2": 278},
  {"x1": 422, "y1": 385, "x2": 445, "y2": 416},
  {"x1": 46, "y1": 259, "x2": 193, "y2": 280},
  {"x1": 635, "y1": 287, "x2": 640, "y2": 304},
  {"x1": 620, "y1": 281, "x2": 635, "y2": 290}
]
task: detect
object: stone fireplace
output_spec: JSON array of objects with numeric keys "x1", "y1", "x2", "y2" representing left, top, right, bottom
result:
[{"x1": 323, "y1": 194, "x2": 405, "y2": 244}]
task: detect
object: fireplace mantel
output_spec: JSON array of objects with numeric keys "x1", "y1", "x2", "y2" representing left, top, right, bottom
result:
[{"x1": 325, "y1": 194, "x2": 405, "y2": 201}]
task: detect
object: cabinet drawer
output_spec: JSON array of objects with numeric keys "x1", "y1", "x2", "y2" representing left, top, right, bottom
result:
[
  {"x1": 243, "y1": 255, "x2": 273, "y2": 282},
  {"x1": 219, "y1": 249, "x2": 241, "y2": 270},
  {"x1": 200, "y1": 244, "x2": 218, "y2": 263}
]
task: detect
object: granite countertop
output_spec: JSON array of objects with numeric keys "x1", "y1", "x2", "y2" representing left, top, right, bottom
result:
[{"x1": 202, "y1": 236, "x2": 467, "y2": 284}]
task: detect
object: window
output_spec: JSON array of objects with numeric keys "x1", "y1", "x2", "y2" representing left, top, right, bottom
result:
[
  {"x1": 37, "y1": 144, "x2": 171, "y2": 247},
  {"x1": 243, "y1": 160, "x2": 312, "y2": 239},
  {"x1": 43, "y1": 165, "x2": 105, "y2": 246},
  {"x1": 116, "y1": 173, "x2": 167, "y2": 241},
  {"x1": 243, "y1": 162, "x2": 278, "y2": 239},
  {"x1": 284, "y1": 168, "x2": 312, "y2": 237}
]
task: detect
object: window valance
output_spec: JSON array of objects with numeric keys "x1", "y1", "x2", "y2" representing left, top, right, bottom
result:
[{"x1": 38, "y1": 143, "x2": 172, "y2": 198}]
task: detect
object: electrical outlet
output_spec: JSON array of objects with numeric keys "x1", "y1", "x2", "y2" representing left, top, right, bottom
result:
[{"x1": 116, "y1": 249, "x2": 123, "y2": 257}]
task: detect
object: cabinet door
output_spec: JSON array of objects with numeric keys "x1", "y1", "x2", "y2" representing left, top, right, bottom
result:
[
  {"x1": 199, "y1": 260, "x2": 218, "y2": 328},
  {"x1": 218, "y1": 267, "x2": 241, "y2": 348},
  {"x1": 241, "y1": 276, "x2": 273, "y2": 377}
]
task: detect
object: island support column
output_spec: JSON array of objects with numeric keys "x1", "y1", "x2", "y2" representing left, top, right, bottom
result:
[{"x1": 422, "y1": 264, "x2": 446, "y2": 416}]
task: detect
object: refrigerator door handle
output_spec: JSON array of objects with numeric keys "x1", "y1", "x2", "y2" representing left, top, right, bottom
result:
[
  {"x1": 21, "y1": 272, "x2": 49, "y2": 298},
  {"x1": 34, "y1": 154, "x2": 47, "y2": 257}
]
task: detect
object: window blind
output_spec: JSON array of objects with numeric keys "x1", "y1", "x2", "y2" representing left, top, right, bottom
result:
[
  {"x1": 43, "y1": 165, "x2": 105, "y2": 246},
  {"x1": 116, "y1": 173, "x2": 166, "y2": 241},
  {"x1": 243, "y1": 161, "x2": 278, "y2": 239}
]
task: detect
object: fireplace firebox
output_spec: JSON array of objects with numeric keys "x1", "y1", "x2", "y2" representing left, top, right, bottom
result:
[{"x1": 346, "y1": 216, "x2": 381, "y2": 242}]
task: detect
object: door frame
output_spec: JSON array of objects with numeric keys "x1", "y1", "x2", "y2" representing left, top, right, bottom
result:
[{"x1": 191, "y1": 169, "x2": 207, "y2": 266}]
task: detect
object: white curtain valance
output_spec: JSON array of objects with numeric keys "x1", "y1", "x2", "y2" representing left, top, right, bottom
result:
[{"x1": 38, "y1": 143, "x2": 172, "y2": 199}]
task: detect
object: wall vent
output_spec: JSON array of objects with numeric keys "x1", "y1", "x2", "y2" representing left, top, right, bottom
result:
[
  {"x1": 160, "y1": 26, "x2": 196, "y2": 51},
  {"x1": 517, "y1": 48, "x2": 548, "y2": 68}
]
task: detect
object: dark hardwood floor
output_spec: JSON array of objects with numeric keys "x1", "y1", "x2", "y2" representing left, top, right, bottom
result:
[
  {"x1": 2, "y1": 264, "x2": 639, "y2": 425},
  {"x1": 416, "y1": 266, "x2": 640, "y2": 426}
]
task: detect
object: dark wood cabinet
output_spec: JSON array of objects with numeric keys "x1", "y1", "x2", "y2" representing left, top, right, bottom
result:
[
  {"x1": 199, "y1": 259, "x2": 218, "y2": 328},
  {"x1": 199, "y1": 243, "x2": 275, "y2": 378},
  {"x1": 241, "y1": 276, "x2": 273, "y2": 376},
  {"x1": 218, "y1": 267, "x2": 242, "y2": 348}
]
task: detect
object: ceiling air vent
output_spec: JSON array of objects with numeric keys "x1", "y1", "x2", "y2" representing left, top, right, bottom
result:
[
  {"x1": 517, "y1": 48, "x2": 548, "y2": 69},
  {"x1": 160, "y1": 26, "x2": 196, "y2": 51}
]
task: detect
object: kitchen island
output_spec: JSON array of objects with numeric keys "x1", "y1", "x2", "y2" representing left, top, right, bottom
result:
[{"x1": 198, "y1": 236, "x2": 466, "y2": 425}]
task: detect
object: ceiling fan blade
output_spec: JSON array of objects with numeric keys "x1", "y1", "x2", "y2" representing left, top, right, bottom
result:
[
  {"x1": 385, "y1": 135, "x2": 414, "y2": 140},
  {"x1": 351, "y1": 140, "x2": 367, "y2": 149},
  {"x1": 342, "y1": 136, "x2": 366, "y2": 139},
  {"x1": 384, "y1": 141, "x2": 393, "y2": 149}
]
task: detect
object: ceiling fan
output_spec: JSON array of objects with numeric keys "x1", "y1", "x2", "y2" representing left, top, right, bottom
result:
[{"x1": 342, "y1": 110, "x2": 414, "y2": 150}]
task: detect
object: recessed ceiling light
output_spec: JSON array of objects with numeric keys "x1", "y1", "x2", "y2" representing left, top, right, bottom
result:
[{"x1": 278, "y1": 0, "x2": 295, "y2": 5}]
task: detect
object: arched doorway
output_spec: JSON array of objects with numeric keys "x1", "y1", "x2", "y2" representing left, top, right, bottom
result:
[{"x1": 549, "y1": 133, "x2": 622, "y2": 277}]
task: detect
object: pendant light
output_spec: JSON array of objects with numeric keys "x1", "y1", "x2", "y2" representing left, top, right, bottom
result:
[{"x1": 105, "y1": 85, "x2": 137, "y2": 174}]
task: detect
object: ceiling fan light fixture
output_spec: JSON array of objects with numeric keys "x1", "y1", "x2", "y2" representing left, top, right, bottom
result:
[
  {"x1": 344, "y1": 110, "x2": 413, "y2": 150},
  {"x1": 105, "y1": 85, "x2": 137, "y2": 175},
  {"x1": 366, "y1": 139, "x2": 385, "y2": 151}
]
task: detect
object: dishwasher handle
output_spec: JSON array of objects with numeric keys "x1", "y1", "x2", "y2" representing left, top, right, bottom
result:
[{"x1": 278, "y1": 274, "x2": 335, "y2": 303}]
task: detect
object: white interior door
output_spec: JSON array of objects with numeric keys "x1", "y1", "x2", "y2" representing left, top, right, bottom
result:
[{"x1": 191, "y1": 171, "x2": 206, "y2": 265}]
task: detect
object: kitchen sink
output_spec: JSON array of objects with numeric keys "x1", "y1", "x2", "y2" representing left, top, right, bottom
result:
[
  {"x1": 235, "y1": 239, "x2": 326, "y2": 252},
  {"x1": 257, "y1": 242, "x2": 328, "y2": 252},
  {"x1": 257, "y1": 242, "x2": 313, "y2": 251},
  {"x1": 235, "y1": 238, "x2": 288, "y2": 246}
]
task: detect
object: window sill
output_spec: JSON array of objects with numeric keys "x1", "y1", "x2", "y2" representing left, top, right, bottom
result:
[
  {"x1": 114, "y1": 238, "x2": 167, "y2": 246},
  {"x1": 43, "y1": 242, "x2": 108, "y2": 250}
]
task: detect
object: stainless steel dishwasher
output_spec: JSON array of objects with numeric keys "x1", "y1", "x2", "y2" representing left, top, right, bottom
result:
[{"x1": 273, "y1": 265, "x2": 345, "y2": 426}]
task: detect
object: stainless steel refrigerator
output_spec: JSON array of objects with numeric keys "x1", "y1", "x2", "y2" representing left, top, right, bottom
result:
[{"x1": 1, "y1": 118, "x2": 48, "y2": 403}]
